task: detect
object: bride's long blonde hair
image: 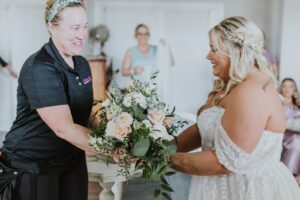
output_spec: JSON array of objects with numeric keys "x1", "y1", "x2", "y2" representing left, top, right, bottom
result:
[{"x1": 208, "y1": 16, "x2": 276, "y2": 105}]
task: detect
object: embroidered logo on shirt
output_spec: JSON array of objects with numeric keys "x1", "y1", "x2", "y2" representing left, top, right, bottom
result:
[{"x1": 83, "y1": 76, "x2": 92, "y2": 84}]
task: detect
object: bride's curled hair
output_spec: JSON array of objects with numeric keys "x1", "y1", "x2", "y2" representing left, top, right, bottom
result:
[{"x1": 208, "y1": 16, "x2": 276, "y2": 105}]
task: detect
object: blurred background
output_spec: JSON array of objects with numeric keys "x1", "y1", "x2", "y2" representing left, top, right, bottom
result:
[{"x1": 0, "y1": 0, "x2": 298, "y2": 133}]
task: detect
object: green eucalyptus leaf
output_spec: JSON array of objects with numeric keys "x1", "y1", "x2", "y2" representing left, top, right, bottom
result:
[
  {"x1": 154, "y1": 189, "x2": 161, "y2": 198},
  {"x1": 133, "y1": 138, "x2": 150, "y2": 157},
  {"x1": 161, "y1": 140, "x2": 170, "y2": 147},
  {"x1": 161, "y1": 184, "x2": 174, "y2": 192},
  {"x1": 167, "y1": 143, "x2": 177, "y2": 155},
  {"x1": 150, "y1": 170, "x2": 161, "y2": 181},
  {"x1": 162, "y1": 192, "x2": 172, "y2": 200},
  {"x1": 131, "y1": 105, "x2": 147, "y2": 121},
  {"x1": 161, "y1": 176, "x2": 168, "y2": 185},
  {"x1": 157, "y1": 164, "x2": 168, "y2": 174},
  {"x1": 166, "y1": 171, "x2": 176, "y2": 176}
]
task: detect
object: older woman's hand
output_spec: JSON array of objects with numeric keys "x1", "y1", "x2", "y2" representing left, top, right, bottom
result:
[{"x1": 134, "y1": 66, "x2": 144, "y2": 74}]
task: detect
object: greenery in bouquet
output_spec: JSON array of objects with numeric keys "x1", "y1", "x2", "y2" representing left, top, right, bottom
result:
[{"x1": 89, "y1": 73, "x2": 188, "y2": 199}]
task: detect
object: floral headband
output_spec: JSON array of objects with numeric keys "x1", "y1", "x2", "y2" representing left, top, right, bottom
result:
[
  {"x1": 217, "y1": 24, "x2": 244, "y2": 46},
  {"x1": 47, "y1": 0, "x2": 84, "y2": 22}
]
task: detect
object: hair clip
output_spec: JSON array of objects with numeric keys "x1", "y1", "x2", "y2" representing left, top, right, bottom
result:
[{"x1": 217, "y1": 24, "x2": 244, "y2": 46}]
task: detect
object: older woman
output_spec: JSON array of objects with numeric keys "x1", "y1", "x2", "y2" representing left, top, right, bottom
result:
[
  {"x1": 0, "y1": 0, "x2": 97, "y2": 199},
  {"x1": 121, "y1": 24, "x2": 174, "y2": 81},
  {"x1": 170, "y1": 16, "x2": 299, "y2": 199}
]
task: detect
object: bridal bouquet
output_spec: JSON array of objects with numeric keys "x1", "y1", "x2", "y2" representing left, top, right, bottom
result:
[{"x1": 89, "y1": 74, "x2": 187, "y2": 199}]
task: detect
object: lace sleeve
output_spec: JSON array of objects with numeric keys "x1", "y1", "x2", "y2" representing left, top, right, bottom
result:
[{"x1": 213, "y1": 120, "x2": 258, "y2": 175}]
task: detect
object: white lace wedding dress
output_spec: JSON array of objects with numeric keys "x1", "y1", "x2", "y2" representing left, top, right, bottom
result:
[{"x1": 188, "y1": 106, "x2": 300, "y2": 200}]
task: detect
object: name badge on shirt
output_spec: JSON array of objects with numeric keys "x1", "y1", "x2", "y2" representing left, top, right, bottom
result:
[{"x1": 83, "y1": 76, "x2": 92, "y2": 84}]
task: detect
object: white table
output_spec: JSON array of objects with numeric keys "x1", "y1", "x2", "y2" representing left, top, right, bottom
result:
[{"x1": 86, "y1": 153, "x2": 142, "y2": 200}]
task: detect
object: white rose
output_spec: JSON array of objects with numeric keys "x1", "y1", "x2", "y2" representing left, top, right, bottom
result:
[
  {"x1": 105, "y1": 121, "x2": 125, "y2": 141},
  {"x1": 133, "y1": 120, "x2": 141, "y2": 130},
  {"x1": 133, "y1": 92, "x2": 147, "y2": 109},
  {"x1": 123, "y1": 94, "x2": 132, "y2": 107},
  {"x1": 115, "y1": 112, "x2": 133, "y2": 128},
  {"x1": 150, "y1": 123, "x2": 172, "y2": 140},
  {"x1": 142, "y1": 120, "x2": 152, "y2": 129},
  {"x1": 147, "y1": 97, "x2": 158, "y2": 107},
  {"x1": 123, "y1": 92, "x2": 147, "y2": 109}
]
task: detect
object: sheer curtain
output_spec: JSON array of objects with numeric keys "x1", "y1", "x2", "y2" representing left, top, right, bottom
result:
[{"x1": 156, "y1": 42, "x2": 173, "y2": 105}]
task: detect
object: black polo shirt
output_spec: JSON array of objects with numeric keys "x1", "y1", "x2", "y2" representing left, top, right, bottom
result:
[
  {"x1": 0, "y1": 56, "x2": 8, "y2": 67},
  {"x1": 2, "y1": 39, "x2": 93, "y2": 171}
]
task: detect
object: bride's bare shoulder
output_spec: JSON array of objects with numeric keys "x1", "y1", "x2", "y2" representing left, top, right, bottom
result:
[{"x1": 224, "y1": 76, "x2": 285, "y2": 133}]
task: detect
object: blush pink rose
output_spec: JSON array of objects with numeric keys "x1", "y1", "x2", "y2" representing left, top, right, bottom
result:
[
  {"x1": 116, "y1": 126, "x2": 132, "y2": 138},
  {"x1": 147, "y1": 110, "x2": 166, "y2": 124},
  {"x1": 164, "y1": 117, "x2": 175, "y2": 128}
]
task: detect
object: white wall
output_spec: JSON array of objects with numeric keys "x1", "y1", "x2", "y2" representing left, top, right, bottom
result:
[
  {"x1": 0, "y1": 3, "x2": 14, "y2": 131},
  {"x1": 0, "y1": 0, "x2": 48, "y2": 132},
  {"x1": 280, "y1": 0, "x2": 300, "y2": 86},
  {"x1": 96, "y1": 0, "x2": 282, "y2": 57}
]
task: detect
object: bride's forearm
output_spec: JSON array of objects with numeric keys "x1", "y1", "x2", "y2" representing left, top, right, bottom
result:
[
  {"x1": 170, "y1": 150, "x2": 230, "y2": 176},
  {"x1": 174, "y1": 124, "x2": 202, "y2": 152}
]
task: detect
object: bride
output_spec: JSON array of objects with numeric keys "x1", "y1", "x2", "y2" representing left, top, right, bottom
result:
[{"x1": 170, "y1": 16, "x2": 300, "y2": 199}]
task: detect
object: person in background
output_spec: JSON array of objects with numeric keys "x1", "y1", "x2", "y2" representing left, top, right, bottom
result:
[
  {"x1": 121, "y1": 24, "x2": 174, "y2": 81},
  {"x1": 0, "y1": 56, "x2": 18, "y2": 78},
  {"x1": 279, "y1": 78, "x2": 300, "y2": 186},
  {"x1": 169, "y1": 16, "x2": 299, "y2": 199},
  {"x1": 262, "y1": 31, "x2": 280, "y2": 80},
  {"x1": 0, "y1": 0, "x2": 99, "y2": 199},
  {"x1": 121, "y1": 24, "x2": 175, "y2": 105},
  {"x1": 264, "y1": 49, "x2": 279, "y2": 80}
]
